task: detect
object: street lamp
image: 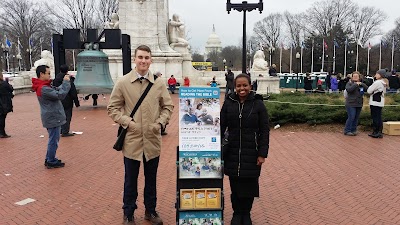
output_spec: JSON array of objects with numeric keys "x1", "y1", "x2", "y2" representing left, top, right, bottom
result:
[
  {"x1": 269, "y1": 46, "x2": 275, "y2": 66},
  {"x1": 295, "y1": 52, "x2": 300, "y2": 92},
  {"x1": 223, "y1": 58, "x2": 226, "y2": 71},
  {"x1": 348, "y1": 50, "x2": 354, "y2": 72},
  {"x1": 227, "y1": 0, "x2": 263, "y2": 73},
  {"x1": 12, "y1": 55, "x2": 16, "y2": 73},
  {"x1": 16, "y1": 54, "x2": 22, "y2": 72},
  {"x1": 26, "y1": 48, "x2": 33, "y2": 69},
  {"x1": 2, "y1": 44, "x2": 10, "y2": 72}
]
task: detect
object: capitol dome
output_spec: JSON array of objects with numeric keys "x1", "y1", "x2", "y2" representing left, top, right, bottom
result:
[{"x1": 205, "y1": 25, "x2": 222, "y2": 56}]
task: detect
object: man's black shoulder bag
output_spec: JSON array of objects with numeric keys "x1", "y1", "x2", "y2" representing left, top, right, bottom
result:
[{"x1": 113, "y1": 80, "x2": 154, "y2": 151}]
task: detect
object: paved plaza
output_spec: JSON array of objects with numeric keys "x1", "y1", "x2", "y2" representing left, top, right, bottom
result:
[{"x1": 1, "y1": 92, "x2": 400, "y2": 225}]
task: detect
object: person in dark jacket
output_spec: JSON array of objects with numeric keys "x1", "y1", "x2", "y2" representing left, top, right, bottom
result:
[
  {"x1": 387, "y1": 70, "x2": 399, "y2": 93},
  {"x1": 269, "y1": 64, "x2": 277, "y2": 76},
  {"x1": 344, "y1": 71, "x2": 368, "y2": 136},
  {"x1": 225, "y1": 69, "x2": 235, "y2": 97},
  {"x1": 53, "y1": 64, "x2": 80, "y2": 137},
  {"x1": 303, "y1": 73, "x2": 313, "y2": 93},
  {"x1": 0, "y1": 73, "x2": 14, "y2": 138},
  {"x1": 221, "y1": 73, "x2": 269, "y2": 225},
  {"x1": 32, "y1": 65, "x2": 71, "y2": 169}
]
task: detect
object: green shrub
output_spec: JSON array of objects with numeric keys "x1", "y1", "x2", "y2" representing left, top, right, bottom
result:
[{"x1": 264, "y1": 92, "x2": 400, "y2": 126}]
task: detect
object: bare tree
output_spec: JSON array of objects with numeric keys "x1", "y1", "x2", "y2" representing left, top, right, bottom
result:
[
  {"x1": 351, "y1": 7, "x2": 387, "y2": 45},
  {"x1": 283, "y1": 11, "x2": 304, "y2": 47},
  {"x1": 305, "y1": 0, "x2": 357, "y2": 36},
  {"x1": 0, "y1": 0, "x2": 53, "y2": 70},
  {"x1": 252, "y1": 13, "x2": 283, "y2": 48},
  {"x1": 46, "y1": 0, "x2": 101, "y2": 36},
  {"x1": 96, "y1": 0, "x2": 119, "y2": 25}
]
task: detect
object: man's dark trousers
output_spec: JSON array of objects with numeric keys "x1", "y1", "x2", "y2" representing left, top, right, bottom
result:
[
  {"x1": 123, "y1": 155, "x2": 159, "y2": 217},
  {"x1": 61, "y1": 107, "x2": 73, "y2": 134}
]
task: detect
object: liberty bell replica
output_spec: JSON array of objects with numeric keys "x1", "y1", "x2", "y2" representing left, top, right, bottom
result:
[{"x1": 74, "y1": 43, "x2": 114, "y2": 94}]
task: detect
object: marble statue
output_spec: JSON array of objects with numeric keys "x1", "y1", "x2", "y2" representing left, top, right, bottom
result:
[
  {"x1": 105, "y1": 13, "x2": 119, "y2": 29},
  {"x1": 33, "y1": 50, "x2": 55, "y2": 70},
  {"x1": 168, "y1": 14, "x2": 189, "y2": 48},
  {"x1": 251, "y1": 50, "x2": 269, "y2": 71}
]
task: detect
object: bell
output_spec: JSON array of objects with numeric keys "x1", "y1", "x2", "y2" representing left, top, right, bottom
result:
[{"x1": 74, "y1": 43, "x2": 114, "y2": 94}]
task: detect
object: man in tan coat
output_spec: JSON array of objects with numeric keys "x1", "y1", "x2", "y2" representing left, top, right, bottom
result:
[{"x1": 107, "y1": 45, "x2": 173, "y2": 225}]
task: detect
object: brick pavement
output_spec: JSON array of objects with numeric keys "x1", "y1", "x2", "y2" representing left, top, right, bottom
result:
[{"x1": 1, "y1": 92, "x2": 400, "y2": 225}]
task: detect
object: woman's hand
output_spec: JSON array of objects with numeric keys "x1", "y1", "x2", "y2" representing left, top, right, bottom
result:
[{"x1": 257, "y1": 156, "x2": 265, "y2": 166}]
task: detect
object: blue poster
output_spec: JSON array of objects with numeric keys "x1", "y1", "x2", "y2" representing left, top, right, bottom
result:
[
  {"x1": 178, "y1": 211, "x2": 222, "y2": 225},
  {"x1": 179, "y1": 87, "x2": 222, "y2": 179}
]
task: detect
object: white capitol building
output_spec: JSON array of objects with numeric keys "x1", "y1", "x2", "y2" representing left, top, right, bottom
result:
[{"x1": 204, "y1": 25, "x2": 222, "y2": 58}]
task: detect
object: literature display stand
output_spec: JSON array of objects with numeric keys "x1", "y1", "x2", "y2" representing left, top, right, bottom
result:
[{"x1": 176, "y1": 87, "x2": 224, "y2": 225}]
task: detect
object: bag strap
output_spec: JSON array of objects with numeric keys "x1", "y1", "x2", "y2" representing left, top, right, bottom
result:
[{"x1": 128, "y1": 80, "x2": 154, "y2": 119}]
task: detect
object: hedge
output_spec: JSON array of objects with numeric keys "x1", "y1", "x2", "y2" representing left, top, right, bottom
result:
[{"x1": 264, "y1": 92, "x2": 400, "y2": 127}]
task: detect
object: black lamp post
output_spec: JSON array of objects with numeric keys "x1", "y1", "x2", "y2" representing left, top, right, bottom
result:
[
  {"x1": 347, "y1": 50, "x2": 354, "y2": 72},
  {"x1": 2, "y1": 44, "x2": 9, "y2": 72},
  {"x1": 223, "y1": 58, "x2": 226, "y2": 71},
  {"x1": 295, "y1": 52, "x2": 300, "y2": 92},
  {"x1": 227, "y1": 0, "x2": 263, "y2": 73}
]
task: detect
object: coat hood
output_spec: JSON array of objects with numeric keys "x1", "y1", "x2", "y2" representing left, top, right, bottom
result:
[{"x1": 32, "y1": 78, "x2": 52, "y2": 96}]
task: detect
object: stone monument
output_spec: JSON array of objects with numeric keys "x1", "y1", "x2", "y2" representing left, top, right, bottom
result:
[
  {"x1": 106, "y1": 0, "x2": 191, "y2": 82},
  {"x1": 251, "y1": 50, "x2": 269, "y2": 76},
  {"x1": 31, "y1": 50, "x2": 56, "y2": 77},
  {"x1": 104, "y1": 13, "x2": 120, "y2": 29},
  {"x1": 251, "y1": 50, "x2": 280, "y2": 94}
]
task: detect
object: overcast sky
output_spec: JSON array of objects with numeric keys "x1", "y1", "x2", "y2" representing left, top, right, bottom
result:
[{"x1": 169, "y1": 0, "x2": 399, "y2": 54}]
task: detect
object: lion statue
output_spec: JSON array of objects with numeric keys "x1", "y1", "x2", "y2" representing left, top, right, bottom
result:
[{"x1": 251, "y1": 50, "x2": 269, "y2": 71}]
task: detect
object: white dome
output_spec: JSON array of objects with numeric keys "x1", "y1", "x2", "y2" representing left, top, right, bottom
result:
[
  {"x1": 205, "y1": 25, "x2": 222, "y2": 48},
  {"x1": 206, "y1": 33, "x2": 222, "y2": 47}
]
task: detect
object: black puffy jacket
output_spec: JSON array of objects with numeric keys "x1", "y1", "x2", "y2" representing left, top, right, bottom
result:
[
  {"x1": 0, "y1": 81, "x2": 13, "y2": 114},
  {"x1": 221, "y1": 92, "x2": 269, "y2": 178},
  {"x1": 53, "y1": 72, "x2": 79, "y2": 109}
]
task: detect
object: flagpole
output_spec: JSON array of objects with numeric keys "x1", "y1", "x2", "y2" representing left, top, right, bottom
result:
[
  {"x1": 279, "y1": 44, "x2": 282, "y2": 73},
  {"x1": 344, "y1": 38, "x2": 347, "y2": 76},
  {"x1": 322, "y1": 39, "x2": 325, "y2": 72},
  {"x1": 17, "y1": 37, "x2": 21, "y2": 71},
  {"x1": 356, "y1": 43, "x2": 359, "y2": 71},
  {"x1": 29, "y1": 36, "x2": 33, "y2": 69},
  {"x1": 300, "y1": 46, "x2": 303, "y2": 73},
  {"x1": 290, "y1": 45, "x2": 293, "y2": 73},
  {"x1": 391, "y1": 37, "x2": 395, "y2": 71},
  {"x1": 333, "y1": 42, "x2": 336, "y2": 73},
  {"x1": 6, "y1": 51, "x2": 10, "y2": 72},
  {"x1": 73, "y1": 50, "x2": 76, "y2": 71},
  {"x1": 379, "y1": 40, "x2": 382, "y2": 69},
  {"x1": 311, "y1": 39, "x2": 314, "y2": 73},
  {"x1": 367, "y1": 46, "x2": 370, "y2": 75}
]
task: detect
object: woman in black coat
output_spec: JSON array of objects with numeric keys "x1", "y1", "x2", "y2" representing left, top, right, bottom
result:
[
  {"x1": 304, "y1": 73, "x2": 313, "y2": 93},
  {"x1": 221, "y1": 73, "x2": 269, "y2": 225},
  {"x1": 0, "y1": 73, "x2": 14, "y2": 138}
]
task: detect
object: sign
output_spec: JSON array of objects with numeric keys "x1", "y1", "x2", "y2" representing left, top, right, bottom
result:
[
  {"x1": 179, "y1": 87, "x2": 222, "y2": 179},
  {"x1": 178, "y1": 211, "x2": 222, "y2": 225},
  {"x1": 192, "y1": 62, "x2": 213, "y2": 66}
]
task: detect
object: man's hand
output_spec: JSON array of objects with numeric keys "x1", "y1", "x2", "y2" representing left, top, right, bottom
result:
[{"x1": 257, "y1": 156, "x2": 265, "y2": 166}]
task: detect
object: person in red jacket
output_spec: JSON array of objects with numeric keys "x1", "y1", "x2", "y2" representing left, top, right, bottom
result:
[
  {"x1": 183, "y1": 76, "x2": 190, "y2": 87},
  {"x1": 168, "y1": 75, "x2": 177, "y2": 94}
]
